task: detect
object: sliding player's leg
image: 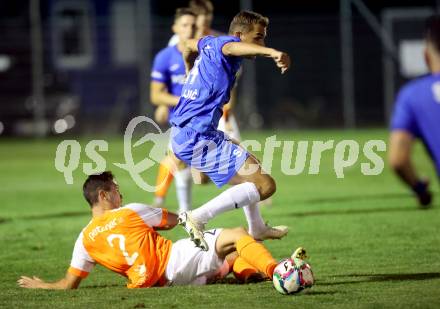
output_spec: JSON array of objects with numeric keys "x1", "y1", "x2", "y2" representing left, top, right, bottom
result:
[
  {"x1": 164, "y1": 226, "x2": 306, "y2": 286},
  {"x1": 215, "y1": 227, "x2": 277, "y2": 279},
  {"x1": 231, "y1": 254, "x2": 267, "y2": 283}
]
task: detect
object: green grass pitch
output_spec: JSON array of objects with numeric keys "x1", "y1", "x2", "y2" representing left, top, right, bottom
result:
[{"x1": 1, "y1": 129, "x2": 439, "y2": 308}]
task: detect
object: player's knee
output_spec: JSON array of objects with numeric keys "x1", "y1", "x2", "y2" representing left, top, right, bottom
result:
[
  {"x1": 256, "y1": 176, "x2": 276, "y2": 200},
  {"x1": 224, "y1": 226, "x2": 249, "y2": 242},
  {"x1": 232, "y1": 226, "x2": 248, "y2": 236}
]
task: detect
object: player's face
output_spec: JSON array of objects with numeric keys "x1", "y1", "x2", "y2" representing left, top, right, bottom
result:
[
  {"x1": 108, "y1": 182, "x2": 123, "y2": 208},
  {"x1": 241, "y1": 24, "x2": 267, "y2": 47},
  {"x1": 173, "y1": 15, "x2": 196, "y2": 41}
]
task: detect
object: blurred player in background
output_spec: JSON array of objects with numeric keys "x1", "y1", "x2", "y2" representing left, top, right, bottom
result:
[
  {"x1": 170, "y1": 11, "x2": 291, "y2": 248},
  {"x1": 168, "y1": 0, "x2": 223, "y2": 46},
  {"x1": 388, "y1": 15, "x2": 440, "y2": 208},
  {"x1": 17, "y1": 172, "x2": 306, "y2": 289},
  {"x1": 153, "y1": 0, "x2": 243, "y2": 211},
  {"x1": 150, "y1": 8, "x2": 197, "y2": 212}
]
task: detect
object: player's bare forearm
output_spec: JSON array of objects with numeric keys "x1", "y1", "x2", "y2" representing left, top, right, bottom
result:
[
  {"x1": 389, "y1": 130, "x2": 432, "y2": 206},
  {"x1": 222, "y1": 42, "x2": 274, "y2": 57},
  {"x1": 388, "y1": 131, "x2": 419, "y2": 186},
  {"x1": 18, "y1": 272, "x2": 82, "y2": 290},
  {"x1": 222, "y1": 42, "x2": 291, "y2": 74},
  {"x1": 150, "y1": 81, "x2": 179, "y2": 107},
  {"x1": 151, "y1": 92, "x2": 179, "y2": 107}
]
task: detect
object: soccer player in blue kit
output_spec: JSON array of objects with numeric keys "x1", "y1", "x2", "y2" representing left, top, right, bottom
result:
[
  {"x1": 169, "y1": 11, "x2": 291, "y2": 249},
  {"x1": 150, "y1": 8, "x2": 197, "y2": 212},
  {"x1": 388, "y1": 15, "x2": 440, "y2": 208}
]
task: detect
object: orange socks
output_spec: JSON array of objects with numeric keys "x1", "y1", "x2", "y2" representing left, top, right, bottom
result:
[
  {"x1": 232, "y1": 256, "x2": 260, "y2": 281},
  {"x1": 236, "y1": 235, "x2": 277, "y2": 279},
  {"x1": 155, "y1": 159, "x2": 174, "y2": 198}
]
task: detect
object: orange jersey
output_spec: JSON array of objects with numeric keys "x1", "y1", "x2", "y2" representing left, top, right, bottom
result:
[{"x1": 68, "y1": 204, "x2": 172, "y2": 288}]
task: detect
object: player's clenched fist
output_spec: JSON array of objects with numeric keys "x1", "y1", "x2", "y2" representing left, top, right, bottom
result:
[{"x1": 271, "y1": 50, "x2": 291, "y2": 74}]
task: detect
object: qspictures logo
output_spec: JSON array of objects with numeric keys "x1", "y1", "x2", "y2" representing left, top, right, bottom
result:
[{"x1": 54, "y1": 116, "x2": 387, "y2": 192}]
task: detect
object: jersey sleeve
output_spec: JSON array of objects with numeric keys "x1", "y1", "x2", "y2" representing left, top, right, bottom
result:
[
  {"x1": 151, "y1": 50, "x2": 169, "y2": 83},
  {"x1": 214, "y1": 36, "x2": 241, "y2": 56},
  {"x1": 68, "y1": 232, "x2": 95, "y2": 278},
  {"x1": 197, "y1": 35, "x2": 214, "y2": 52},
  {"x1": 390, "y1": 85, "x2": 420, "y2": 137},
  {"x1": 124, "y1": 203, "x2": 169, "y2": 228},
  {"x1": 198, "y1": 35, "x2": 241, "y2": 67}
]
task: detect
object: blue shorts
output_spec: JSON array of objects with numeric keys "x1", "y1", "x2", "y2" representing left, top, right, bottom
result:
[{"x1": 171, "y1": 126, "x2": 249, "y2": 187}]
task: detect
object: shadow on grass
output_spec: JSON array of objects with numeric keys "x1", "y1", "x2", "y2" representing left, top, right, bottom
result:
[
  {"x1": 282, "y1": 206, "x2": 418, "y2": 218},
  {"x1": 0, "y1": 211, "x2": 90, "y2": 224},
  {"x1": 23, "y1": 211, "x2": 90, "y2": 220},
  {"x1": 86, "y1": 283, "x2": 123, "y2": 289},
  {"x1": 320, "y1": 272, "x2": 440, "y2": 286},
  {"x1": 299, "y1": 192, "x2": 412, "y2": 205},
  {"x1": 301, "y1": 290, "x2": 339, "y2": 296},
  {"x1": 0, "y1": 217, "x2": 12, "y2": 224}
]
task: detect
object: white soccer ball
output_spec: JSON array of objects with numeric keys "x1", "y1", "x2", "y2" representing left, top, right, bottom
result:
[{"x1": 272, "y1": 258, "x2": 314, "y2": 295}]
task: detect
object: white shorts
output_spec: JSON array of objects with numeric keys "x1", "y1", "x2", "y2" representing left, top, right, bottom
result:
[
  {"x1": 218, "y1": 114, "x2": 241, "y2": 142},
  {"x1": 165, "y1": 229, "x2": 224, "y2": 285}
]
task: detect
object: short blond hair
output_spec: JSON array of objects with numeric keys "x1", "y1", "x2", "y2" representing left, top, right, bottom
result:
[{"x1": 228, "y1": 11, "x2": 269, "y2": 34}]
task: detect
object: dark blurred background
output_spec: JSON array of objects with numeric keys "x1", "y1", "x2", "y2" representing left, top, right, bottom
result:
[{"x1": 0, "y1": 0, "x2": 438, "y2": 136}]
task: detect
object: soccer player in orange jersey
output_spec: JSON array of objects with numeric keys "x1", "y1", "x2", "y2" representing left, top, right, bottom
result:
[{"x1": 17, "y1": 172, "x2": 303, "y2": 289}]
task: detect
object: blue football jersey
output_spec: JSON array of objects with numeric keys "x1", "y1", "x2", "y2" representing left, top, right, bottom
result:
[
  {"x1": 170, "y1": 36, "x2": 242, "y2": 132},
  {"x1": 151, "y1": 45, "x2": 187, "y2": 117},
  {"x1": 391, "y1": 73, "x2": 440, "y2": 174}
]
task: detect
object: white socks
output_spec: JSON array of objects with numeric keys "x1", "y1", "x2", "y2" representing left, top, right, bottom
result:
[
  {"x1": 175, "y1": 167, "x2": 192, "y2": 213},
  {"x1": 191, "y1": 182, "x2": 261, "y2": 224},
  {"x1": 243, "y1": 203, "x2": 266, "y2": 236}
]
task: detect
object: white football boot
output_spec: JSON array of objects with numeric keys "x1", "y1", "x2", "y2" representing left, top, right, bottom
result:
[
  {"x1": 178, "y1": 211, "x2": 209, "y2": 251},
  {"x1": 252, "y1": 225, "x2": 289, "y2": 241}
]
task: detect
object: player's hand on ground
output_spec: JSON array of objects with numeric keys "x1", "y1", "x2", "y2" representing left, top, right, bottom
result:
[
  {"x1": 271, "y1": 50, "x2": 291, "y2": 74},
  {"x1": 17, "y1": 276, "x2": 44, "y2": 289}
]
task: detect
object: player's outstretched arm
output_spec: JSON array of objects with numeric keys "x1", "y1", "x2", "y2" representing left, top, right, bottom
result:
[
  {"x1": 18, "y1": 271, "x2": 83, "y2": 290},
  {"x1": 389, "y1": 130, "x2": 432, "y2": 206},
  {"x1": 222, "y1": 42, "x2": 291, "y2": 74}
]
